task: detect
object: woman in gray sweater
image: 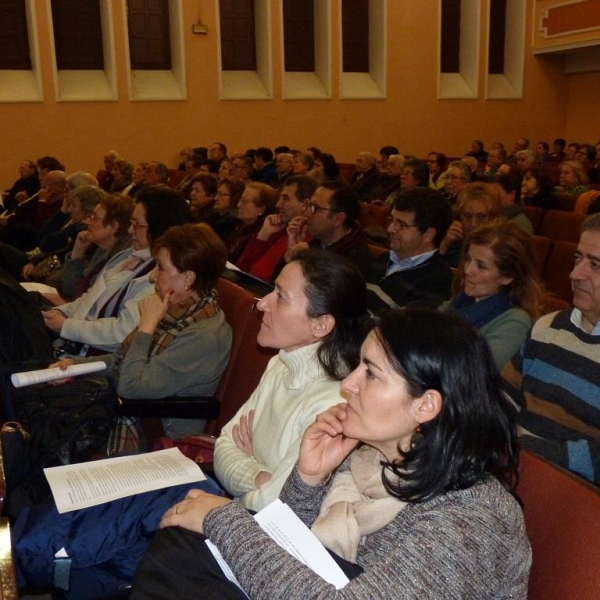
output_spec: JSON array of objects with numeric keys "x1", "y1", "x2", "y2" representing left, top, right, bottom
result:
[{"x1": 133, "y1": 309, "x2": 531, "y2": 599}]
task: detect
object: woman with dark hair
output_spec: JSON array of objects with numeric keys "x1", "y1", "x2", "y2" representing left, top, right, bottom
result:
[
  {"x1": 443, "y1": 218, "x2": 543, "y2": 369},
  {"x1": 53, "y1": 223, "x2": 231, "y2": 438},
  {"x1": 427, "y1": 151, "x2": 447, "y2": 189},
  {"x1": 190, "y1": 173, "x2": 218, "y2": 222},
  {"x1": 520, "y1": 164, "x2": 556, "y2": 209},
  {"x1": 206, "y1": 177, "x2": 244, "y2": 242},
  {"x1": 312, "y1": 152, "x2": 340, "y2": 183},
  {"x1": 400, "y1": 158, "x2": 429, "y2": 190},
  {"x1": 212, "y1": 249, "x2": 369, "y2": 511},
  {"x1": 136, "y1": 309, "x2": 530, "y2": 599}
]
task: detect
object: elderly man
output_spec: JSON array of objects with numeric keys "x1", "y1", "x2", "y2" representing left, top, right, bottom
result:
[
  {"x1": 274, "y1": 152, "x2": 294, "y2": 189},
  {"x1": 280, "y1": 181, "x2": 371, "y2": 277},
  {"x1": 503, "y1": 213, "x2": 600, "y2": 484},
  {"x1": 235, "y1": 175, "x2": 317, "y2": 283},
  {"x1": 143, "y1": 161, "x2": 170, "y2": 187},
  {"x1": 515, "y1": 149, "x2": 536, "y2": 173},
  {"x1": 98, "y1": 151, "x2": 119, "y2": 191},
  {"x1": 2, "y1": 160, "x2": 40, "y2": 211},
  {"x1": 477, "y1": 147, "x2": 507, "y2": 181},
  {"x1": 443, "y1": 159, "x2": 472, "y2": 205},
  {"x1": 508, "y1": 137, "x2": 529, "y2": 163},
  {"x1": 350, "y1": 151, "x2": 384, "y2": 203},
  {"x1": 366, "y1": 187, "x2": 453, "y2": 312},
  {"x1": 231, "y1": 155, "x2": 254, "y2": 183}
]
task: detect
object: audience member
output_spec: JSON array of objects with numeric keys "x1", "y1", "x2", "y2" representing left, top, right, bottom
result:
[
  {"x1": 98, "y1": 151, "x2": 119, "y2": 191},
  {"x1": 312, "y1": 152, "x2": 340, "y2": 184},
  {"x1": 426, "y1": 151, "x2": 447, "y2": 189},
  {"x1": 495, "y1": 171, "x2": 533, "y2": 234},
  {"x1": 189, "y1": 173, "x2": 218, "y2": 222},
  {"x1": 378, "y1": 145, "x2": 400, "y2": 172},
  {"x1": 208, "y1": 142, "x2": 228, "y2": 164},
  {"x1": 122, "y1": 162, "x2": 147, "y2": 198},
  {"x1": 400, "y1": 158, "x2": 429, "y2": 190},
  {"x1": 366, "y1": 187, "x2": 453, "y2": 311},
  {"x1": 515, "y1": 149, "x2": 536, "y2": 173},
  {"x1": 205, "y1": 177, "x2": 244, "y2": 242},
  {"x1": 292, "y1": 152, "x2": 314, "y2": 176},
  {"x1": 236, "y1": 175, "x2": 317, "y2": 282},
  {"x1": 439, "y1": 182, "x2": 502, "y2": 267},
  {"x1": 520, "y1": 165, "x2": 556, "y2": 209},
  {"x1": 503, "y1": 213, "x2": 600, "y2": 484},
  {"x1": 555, "y1": 160, "x2": 589, "y2": 196},
  {"x1": 2, "y1": 160, "x2": 40, "y2": 211},
  {"x1": 109, "y1": 159, "x2": 134, "y2": 194},
  {"x1": 350, "y1": 152, "x2": 384, "y2": 203},
  {"x1": 443, "y1": 160, "x2": 471, "y2": 205},
  {"x1": 443, "y1": 219, "x2": 542, "y2": 369},
  {"x1": 274, "y1": 153, "x2": 294, "y2": 189},
  {"x1": 231, "y1": 155, "x2": 254, "y2": 183},
  {"x1": 465, "y1": 139, "x2": 488, "y2": 163},
  {"x1": 252, "y1": 147, "x2": 277, "y2": 186},
  {"x1": 550, "y1": 138, "x2": 566, "y2": 161},
  {"x1": 478, "y1": 147, "x2": 507, "y2": 181},
  {"x1": 143, "y1": 162, "x2": 169, "y2": 188},
  {"x1": 534, "y1": 141, "x2": 551, "y2": 164}
]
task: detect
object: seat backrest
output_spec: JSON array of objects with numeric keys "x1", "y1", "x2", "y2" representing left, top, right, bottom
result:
[
  {"x1": 530, "y1": 235, "x2": 554, "y2": 278},
  {"x1": 574, "y1": 190, "x2": 600, "y2": 214},
  {"x1": 542, "y1": 240, "x2": 576, "y2": 303},
  {"x1": 553, "y1": 193, "x2": 578, "y2": 212},
  {"x1": 205, "y1": 278, "x2": 276, "y2": 436},
  {"x1": 518, "y1": 450, "x2": 600, "y2": 600},
  {"x1": 358, "y1": 202, "x2": 391, "y2": 229},
  {"x1": 537, "y1": 210, "x2": 585, "y2": 242},
  {"x1": 523, "y1": 206, "x2": 545, "y2": 233}
]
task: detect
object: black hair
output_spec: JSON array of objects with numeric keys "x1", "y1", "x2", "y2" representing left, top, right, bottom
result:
[
  {"x1": 393, "y1": 187, "x2": 452, "y2": 247},
  {"x1": 318, "y1": 153, "x2": 340, "y2": 181},
  {"x1": 135, "y1": 187, "x2": 192, "y2": 243},
  {"x1": 402, "y1": 158, "x2": 430, "y2": 187},
  {"x1": 320, "y1": 181, "x2": 360, "y2": 226},
  {"x1": 379, "y1": 145, "x2": 399, "y2": 158},
  {"x1": 285, "y1": 175, "x2": 319, "y2": 200},
  {"x1": 496, "y1": 171, "x2": 523, "y2": 204},
  {"x1": 291, "y1": 250, "x2": 369, "y2": 380},
  {"x1": 37, "y1": 156, "x2": 65, "y2": 172},
  {"x1": 374, "y1": 309, "x2": 518, "y2": 502},
  {"x1": 274, "y1": 145, "x2": 291, "y2": 155},
  {"x1": 553, "y1": 138, "x2": 566, "y2": 150},
  {"x1": 201, "y1": 159, "x2": 220, "y2": 174},
  {"x1": 255, "y1": 147, "x2": 274, "y2": 163}
]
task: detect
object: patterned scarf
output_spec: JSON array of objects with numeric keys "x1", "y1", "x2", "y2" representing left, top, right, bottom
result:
[{"x1": 116, "y1": 289, "x2": 220, "y2": 367}]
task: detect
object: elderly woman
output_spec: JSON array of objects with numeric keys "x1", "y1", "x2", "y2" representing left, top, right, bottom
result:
[
  {"x1": 554, "y1": 160, "x2": 589, "y2": 196},
  {"x1": 439, "y1": 182, "x2": 502, "y2": 268},
  {"x1": 426, "y1": 151, "x2": 447, "y2": 189},
  {"x1": 312, "y1": 152, "x2": 340, "y2": 183},
  {"x1": 227, "y1": 182, "x2": 277, "y2": 264},
  {"x1": 292, "y1": 152, "x2": 314, "y2": 176},
  {"x1": 190, "y1": 173, "x2": 218, "y2": 222},
  {"x1": 135, "y1": 309, "x2": 530, "y2": 599},
  {"x1": 206, "y1": 177, "x2": 245, "y2": 243},
  {"x1": 520, "y1": 165, "x2": 556, "y2": 209},
  {"x1": 109, "y1": 159, "x2": 134, "y2": 193},
  {"x1": 53, "y1": 222, "x2": 232, "y2": 438},
  {"x1": 443, "y1": 218, "x2": 543, "y2": 369}
]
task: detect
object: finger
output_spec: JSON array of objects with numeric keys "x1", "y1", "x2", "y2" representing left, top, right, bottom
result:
[
  {"x1": 247, "y1": 410, "x2": 255, "y2": 438},
  {"x1": 232, "y1": 424, "x2": 244, "y2": 449},
  {"x1": 185, "y1": 489, "x2": 206, "y2": 499}
]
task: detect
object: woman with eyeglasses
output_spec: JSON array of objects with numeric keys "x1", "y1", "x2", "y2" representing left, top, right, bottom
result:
[
  {"x1": 42, "y1": 187, "x2": 192, "y2": 354},
  {"x1": 438, "y1": 182, "x2": 502, "y2": 268},
  {"x1": 441, "y1": 218, "x2": 543, "y2": 369},
  {"x1": 206, "y1": 177, "x2": 245, "y2": 243},
  {"x1": 427, "y1": 151, "x2": 447, "y2": 189}
]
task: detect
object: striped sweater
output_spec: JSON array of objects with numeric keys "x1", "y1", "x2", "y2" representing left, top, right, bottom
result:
[{"x1": 503, "y1": 308, "x2": 600, "y2": 482}]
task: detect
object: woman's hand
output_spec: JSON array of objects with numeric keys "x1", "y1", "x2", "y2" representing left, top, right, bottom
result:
[
  {"x1": 42, "y1": 309, "x2": 66, "y2": 333},
  {"x1": 232, "y1": 410, "x2": 255, "y2": 456},
  {"x1": 137, "y1": 292, "x2": 171, "y2": 334},
  {"x1": 71, "y1": 231, "x2": 92, "y2": 259},
  {"x1": 297, "y1": 403, "x2": 359, "y2": 487},
  {"x1": 21, "y1": 262, "x2": 35, "y2": 280},
  {"x1": 439, "y1": 220, "x2": 464, "y2": 255},
  {"x1": 160, "y1": 489, "x2": 231, "y2": 534},
  {"x1": 48, "y1": 358, "x2": 75, "y2": 385}
]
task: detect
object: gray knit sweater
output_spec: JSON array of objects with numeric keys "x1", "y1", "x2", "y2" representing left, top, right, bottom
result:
[{"x1": 204, "y1": 467, "x2": 531, "y2": 599}]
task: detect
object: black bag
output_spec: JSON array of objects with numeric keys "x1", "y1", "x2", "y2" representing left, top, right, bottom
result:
[{"x1": 3, "y1": 376, "x2": 117, "y2": 518}]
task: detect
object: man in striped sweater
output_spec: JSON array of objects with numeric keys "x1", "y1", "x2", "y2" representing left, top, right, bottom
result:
[{"x1": 503, "y1": 213, "x2": 600, "y2": 483}]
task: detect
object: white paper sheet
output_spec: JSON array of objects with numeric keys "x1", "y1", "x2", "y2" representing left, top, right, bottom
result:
[
  {"x1": 20, "y1": 281, "x2": 59, "y2": 295},
  {"x1": 45, "y1": 448, "x2": 207, "y2": 514},
  {"x1": 207, "y1": 499, "x2": 349, "y2": 591},
  {"x1": 11, "y1": 361, "x2": 107, "y2": 388}
]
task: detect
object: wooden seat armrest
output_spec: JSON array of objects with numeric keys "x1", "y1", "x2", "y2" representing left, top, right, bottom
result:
[{"x1": 116, "y1": 396, "x2": 220, "y2": 420}]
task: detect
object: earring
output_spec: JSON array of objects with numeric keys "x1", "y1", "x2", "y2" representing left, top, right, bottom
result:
[{"x1": 410, "y1": 424, "x2": 423, "y2": 449}]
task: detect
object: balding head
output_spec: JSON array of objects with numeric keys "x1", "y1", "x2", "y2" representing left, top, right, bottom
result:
[{"x1": 104, "y1": 151, "x2": 119, "y2": 171}]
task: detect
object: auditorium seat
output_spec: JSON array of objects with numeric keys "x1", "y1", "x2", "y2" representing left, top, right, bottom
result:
[
  {"x1": 537, "y1": 210, "x2": 586, "y2": 243},
  {"x1": 530, "y1": 235, "x2": 553, "y2": 278},
  {"x1": 574, "y1": 190, "x2": 600, "y2": 214},
  {"x1": 541, "y1": 241, "x2": 576, "y2": 303},
  {"x1": 523, "y1": 206, "x2": 545, "y2": 233},
  {"x1": 518, "y1": 450, "x2": 600, "y2": 600},
  {"x1": 553, "y1": 193, "x2": 578, "y2": 212},
  {"x1": 358, "y1": 202, "x2": 391, "y2": 229}
]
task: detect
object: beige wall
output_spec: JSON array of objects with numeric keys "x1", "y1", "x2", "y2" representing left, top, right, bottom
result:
[{"x1": 0, "y1": 0, "x2": 597, "y2": 188}]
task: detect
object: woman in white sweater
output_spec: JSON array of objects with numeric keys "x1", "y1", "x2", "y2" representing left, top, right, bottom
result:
[{"x1": 214, "y1": 249, "x2": 369, "y2": 511}]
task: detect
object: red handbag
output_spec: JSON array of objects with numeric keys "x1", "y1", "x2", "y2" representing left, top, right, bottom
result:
[{"x1": 152, "y1": 434, "x2": 216, "y2": 464}]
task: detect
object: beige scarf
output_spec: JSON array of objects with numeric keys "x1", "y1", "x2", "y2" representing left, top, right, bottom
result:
[{"x1": 311, "y1": 446, "x2": 407, "y2": 562}]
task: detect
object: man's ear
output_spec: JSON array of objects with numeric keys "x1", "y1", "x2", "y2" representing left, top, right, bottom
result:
[
  {"x1": 423, "y1": 227, "x2": 436, "y2": 243},
  {"x1": 415, "y1": 389, "x2": 442, "y2": 425},
  {"x1": 310, "y1": 314, "x2": 335, "y2": 340}
]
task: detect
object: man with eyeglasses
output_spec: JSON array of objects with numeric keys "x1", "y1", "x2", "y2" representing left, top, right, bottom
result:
[
  {"x1": 236, "y1": 175, "x2": 318, "y2": 283},
  {"x1": 276, "y1": 181, "x2": 371, "y2": 278},
  {"x1": 439, "y1": 182, "x2": 502, "y2": 268},
  {"x1": 443, "y1": 160, "x2": 472, "y2": 206},
  {"x1": 365, "y1": 187, "x2": 453, "y2": 312},
  {"x1": 274, "y1": 153, "x2": 294, "y2": 190}
]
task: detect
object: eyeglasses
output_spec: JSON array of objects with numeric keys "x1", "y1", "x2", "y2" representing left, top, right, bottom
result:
[
  {"x1": 130, "y1": 218, "x2": 149, "y2": 230},
  {"x1": 461, "y1": 212, "x2": 489, "y2": 224},
  {"x1": 308, "y1": 203, "x2": 339, "y2": 215},
  {"x1": 217, "y1": 191, "x2": 231, "y2": 197},
  {"x1": 445, "y1": 174, "x2": 468, "y2": 181},
  {"x1": 386, "y1": 216, "x2": 419, "y2": 231},
  {"x1": 86, "y1": 214, "x2": 104, "y2": 223}
]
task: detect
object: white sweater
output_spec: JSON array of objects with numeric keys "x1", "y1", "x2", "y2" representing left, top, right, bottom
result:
[{"x1": 214, "y1": 342, "x2": 345, "y2": 512}]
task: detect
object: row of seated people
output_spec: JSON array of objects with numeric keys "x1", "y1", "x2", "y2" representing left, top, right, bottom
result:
[{"x1": 6, "y1": 219, "x2": 600, "y2": 598}]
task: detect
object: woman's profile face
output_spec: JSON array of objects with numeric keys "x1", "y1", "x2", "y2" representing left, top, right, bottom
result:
[
  {"x1": 559, "y1": 164, "x2": 578, "y2": 187},
  {"x1": 132, "y1": 164, "x2": 146, "y2": 185},
  {"x1": 256, "y1": 262, "x2": 316, "y2": 352},
  {"x1": 463, "y1": 243, "x2": 512, "y2": 301},
  {"x1": 521, "y1": 172, "x2": 539, "y2": 199},
  {"x1": 237, "y1": 186, "x2": 263, "y2": 224},
  {"x1": 214, "y1": 184, "x2": 232, "y2": 212},
  {"x1": 149, "y1": 247, "x2": 190, "y2": 306},
  {"x1": 340, "y1": 330, "x2": 422, "y2": 460},
  {"x1": 190, "y1": 182, "x2": 213, "y2": 213}
]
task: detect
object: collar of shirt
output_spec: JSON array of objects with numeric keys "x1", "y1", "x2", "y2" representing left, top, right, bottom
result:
[
  {"x1": 386, "y1": 249, "x2": 436, "y2": 276},
  {"x1": 570, "y1": 307, "x2": 600, "y2": 336}
]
